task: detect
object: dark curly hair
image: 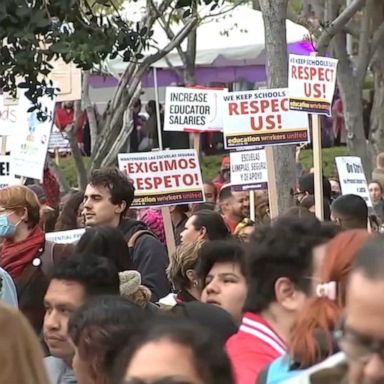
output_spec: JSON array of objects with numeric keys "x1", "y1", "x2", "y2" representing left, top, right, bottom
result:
[
  {"x1": 245, "y1": 215, "x2": 333, "y2": 313},
  {"x1": 89, "y1": 168, "x2": 135, "y2": 216}
]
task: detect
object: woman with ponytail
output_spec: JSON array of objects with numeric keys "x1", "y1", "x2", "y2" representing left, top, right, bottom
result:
[{"x1": 257, "y1": 229, "x2": 371, "y2": 384}]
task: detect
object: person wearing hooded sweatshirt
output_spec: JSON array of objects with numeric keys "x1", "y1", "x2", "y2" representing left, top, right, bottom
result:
[{"x1": 82, "y1": 167, "x2": 170, "y2": 302}]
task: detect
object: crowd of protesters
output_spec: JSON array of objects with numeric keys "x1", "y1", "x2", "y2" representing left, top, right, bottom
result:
[{"x1": 2, "y1": 146, "x2": 384, "y2": 384}]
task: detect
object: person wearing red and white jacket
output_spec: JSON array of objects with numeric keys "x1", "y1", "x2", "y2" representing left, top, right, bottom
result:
[{"x1": 225, "y1": 215, "x2": 335, "y2": 384}]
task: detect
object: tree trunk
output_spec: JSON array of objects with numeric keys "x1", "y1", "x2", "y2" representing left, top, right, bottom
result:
[
  {"x1": 48, "y1": 159, "x2": 71, "y2": 193},
  {"x1": 88, "y1": 17, "x2": 199, "y2": 171},
  {"x1": 184, "y1": 28, "x2": 197, "y2": 85},
  {"x1": 328, "y1": 0, "x2": 372, "y2": 179},
  {"x1": 259, "y1": 0, "x2": 296, "y2": 213},
  {"x1": 82, "y1": 71, "x2": 99, "y2": 153},
  {"x1": 71, "y1": 101, "x2": 89, "y2": 190},
  {"x1": 368, "y1": 0, "x2": 384, "y2": 155},
  {"x1": 370, "y1": 50, "x2": 384, "y2": 153},
  {"x1": 332, "y1": 33, "x2": 372, "y2": 178}
]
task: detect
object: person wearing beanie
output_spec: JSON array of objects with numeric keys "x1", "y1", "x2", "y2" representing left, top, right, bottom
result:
[
  {"x1": 119, "y1": 270, "x2": 152, "y2": 309},
  {"x1": 137, "y1": 208, "x2": 166, "y2": 247}
]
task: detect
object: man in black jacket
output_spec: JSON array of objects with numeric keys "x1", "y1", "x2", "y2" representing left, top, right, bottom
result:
[{"x1": 83, "y1": 167, "x2": 170, "y2": 302}]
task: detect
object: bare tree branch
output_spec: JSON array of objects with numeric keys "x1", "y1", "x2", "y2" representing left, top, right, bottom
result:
[
  {"x1": 140, "y1": 18, "x2": 199, "y2": 70},
  {"x1": 343, "y1": 24, "x2": 360, "y2": 37},
  {"x1": 356, "y1": 0, "x2": 373, "y2": 85},
  {"x1": 356, "y1": 12, "x2": 384, "y2": 85},
  {"x1": 69, "y1": 101, "x2": 88, "y2": 189},
  {"x1": 286, "y1": 8, "x2": 318, "y2": 32},
  {"x1": 48, "y1": 158, "x2": 71, "y2": 193},
  {"x1": 148, "y1": 0, "x2": 189, "y2": 68},
  {"x1": 316, "y1": 0, "x2": 365, "y2": 54},
  {"x1": 91, "y1": 18, "x2": 199, "y2": 170},
  {"x1": 371, "y1": 20, "x2": 384, "y2": 55},
  {"x1": 82, "y1": 71, "x2": 98, "y2": 151}
]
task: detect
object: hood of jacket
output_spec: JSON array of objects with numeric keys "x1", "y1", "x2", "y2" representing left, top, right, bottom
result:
[{"x1": 119, "y1": 218, "x2": 149, "y2": 240}]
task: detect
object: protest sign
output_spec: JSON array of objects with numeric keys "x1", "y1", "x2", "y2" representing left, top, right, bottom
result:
[
  {"x1": 48, "y1": 128, "x2": 71, "y2": 153},
  {"x1": 336, "y1": 156, "x2": 372, "y2": 207},
  {"x1": 288, "y1": 54, "x2": 338, "y2": 116},
  {"x1": 230, "y1": 149, "x2": 268, "y2": 191},
  {"x1": 0, "y1": 95, "x2": 19, "y2": 136},
  {"x1": 118, "y1": 149, "x2": 204, "y2": 208},
  {"x1": 11, "y1": 94, "x2": 55, "y2": 180},
  {"x1": 164, "y1": 87, "x2": 224, "y2": 132},
  {"x1": 49, "y1": 60, "x2": 82, "y2": 102},
  {"x1": 222, "y1": 88, "x2": 309, "y2": 149},
  {"x1": 46, "y1": 228, "x2": 86, "y2": 244},
  {"x1": 0, "y1": 156, "x2": 13, "y2": 189}
]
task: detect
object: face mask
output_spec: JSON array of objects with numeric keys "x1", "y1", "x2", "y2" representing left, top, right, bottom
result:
[{"x1": 0, "y1": 213, "x2": 19, "y2": 238}]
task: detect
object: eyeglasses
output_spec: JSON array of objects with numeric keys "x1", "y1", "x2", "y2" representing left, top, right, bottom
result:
[{"x1": 334, "y1": 319, "x2": 384, "y2": 363}]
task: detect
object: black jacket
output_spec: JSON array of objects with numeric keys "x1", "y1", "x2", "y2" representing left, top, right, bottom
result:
[{"x1": 119, "y1": 219, "x2": 170, "y2": 302}]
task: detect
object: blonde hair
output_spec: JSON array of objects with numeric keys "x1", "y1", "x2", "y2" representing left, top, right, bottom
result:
[
  {"x1": 0, "y1": 185, "x2": 40, "y2": 228},
  {"x1": 377, "y1": 152, "x2": 384, "y2": 168},
  {"x1": 167, "y1": 240, "x2": 206, "y2": 290},
  {"x1": 0, "y1": 303, "x2": 49, "y2": 384}
]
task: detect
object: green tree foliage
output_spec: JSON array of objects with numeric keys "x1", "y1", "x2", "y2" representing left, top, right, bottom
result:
[{"x1": 0, "y1": 0, "x2": 218, "y2": 113}]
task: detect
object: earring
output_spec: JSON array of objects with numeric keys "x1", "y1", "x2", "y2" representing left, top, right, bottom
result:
[{"x1": 193, "y1": 281, "x2": 199, "y2": 287}]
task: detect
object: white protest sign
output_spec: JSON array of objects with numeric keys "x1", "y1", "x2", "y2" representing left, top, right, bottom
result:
[
  {"x1": 0, "y1": 95, "x2": 19, "y2": 136},
  {"x1": 288, "y1": 54, "x2": 338, "y2": 116},
  {"x1": 48, "y1": 128, "x2": 71, "y2": 153},
  {"x1": 230, "y1": 149, "x2": 268, "y2": 191},
  {"x1": 11, "y1": 94, "x2": 55, "y2": 180},
  {"x1": 118, "y1": 149, "x2": 205, "y2": 208},
  {"x1": 0, "y1": 156, "x2": 13, "y2": 189},
  {"x1": 164, "y1": 87, "x2": 224, "y2": 132},
  {"x1": 49, "y1": 60, "x2": 82, "y2": 102},
  {"x1": 222, "y1": 88, "x2": 309, "y2": 150},
  {"x1": 45, "y1": 228, "x2": 86, "y2": 244},
  {"x1": 336, "y1": 156, "x2": 372, "y2": 207}
]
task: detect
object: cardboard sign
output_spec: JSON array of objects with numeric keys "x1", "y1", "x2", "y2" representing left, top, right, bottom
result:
[
  {"x1": 118, "y1": 149, "x2": 205, "y2": 207},
  {"x1": 164, "y1": 87, "x2": 224, "y2": 132},
  {"x1": 0, "y1": 96, "x2": 19, "y2": 136},
  {"x1": 230, "y1": 149, "x2": 268, "y2": 191},
  {"x1": 222, "y1": 88, "x2": 309, "y2": 149},
  {"x1": 288, "y1": 54, "x2": 338, "y2": 116},
  {"x1": 336, "y1": 156, "x2": 372, "y2": 207},
  {"x1": 45, "y1": 228, "x2": 85, "y2": 244},
  {"x1": 49, "y1": 60, "x2": 82, "y2": 102},
  {"x1": 11, "y1": 94, "x2": 55, "y2": 181}
]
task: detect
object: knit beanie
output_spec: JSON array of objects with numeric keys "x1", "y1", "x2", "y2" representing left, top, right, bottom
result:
[
  {"x1": 138, "y1": 208, "x2": 166, "y2": 246},
  {"x1": 119, "y1": 270, "x2": 151, "y2": 308}
]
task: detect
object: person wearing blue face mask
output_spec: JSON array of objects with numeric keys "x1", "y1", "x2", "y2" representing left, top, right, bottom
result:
[{"x1": 0, "y1": 185, "x2": 73, "y2": 333}]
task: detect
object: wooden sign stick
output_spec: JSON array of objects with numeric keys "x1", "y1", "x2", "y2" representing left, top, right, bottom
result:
[{"x1": 312, "y1": 114, "x2": 324, "y2": 220}]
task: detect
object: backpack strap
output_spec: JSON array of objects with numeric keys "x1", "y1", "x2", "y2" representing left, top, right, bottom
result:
[
  {"x1": 40, "y1": 240, "x2": 56, "y2": 275},
  {"x1": 127, "y1": 230, "x2": 154, "y2": 249}
]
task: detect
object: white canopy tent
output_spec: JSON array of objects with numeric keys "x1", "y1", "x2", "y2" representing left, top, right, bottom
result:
[{"x1": 107, "y1": 4, "x2": 310, "y2": 74}]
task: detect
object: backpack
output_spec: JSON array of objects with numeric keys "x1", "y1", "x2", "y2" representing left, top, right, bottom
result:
[{"x1": 127, "y1": 229, "x2": 155, "y2": 253}]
